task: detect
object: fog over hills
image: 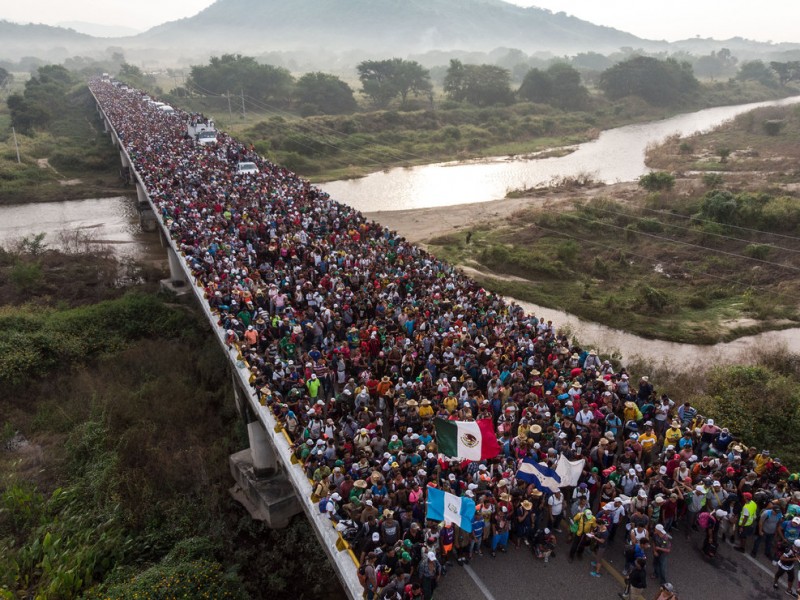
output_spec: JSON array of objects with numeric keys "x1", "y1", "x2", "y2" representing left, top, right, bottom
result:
[{"x1": 2, "y1": 0, "x2": 800, "y2": 67}]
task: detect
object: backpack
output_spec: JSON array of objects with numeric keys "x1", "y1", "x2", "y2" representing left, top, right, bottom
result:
[
  {"x1": 357, "y1": 564, "x2": 368, "y2": 587},
  {"x1": 318, "y1": 497, "x2": 328, "y2": 514}
]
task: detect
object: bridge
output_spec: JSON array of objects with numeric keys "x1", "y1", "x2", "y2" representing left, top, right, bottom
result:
[{"x1": 89, "y1": 80, "x2": 363, "y2": 599}]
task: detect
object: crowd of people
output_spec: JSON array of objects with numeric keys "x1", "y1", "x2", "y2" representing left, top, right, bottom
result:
[{"x1": 92, "y1": 78, "x2": 800, "y2": 600}]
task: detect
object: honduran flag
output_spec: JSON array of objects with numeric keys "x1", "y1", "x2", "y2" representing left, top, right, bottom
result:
[
  {"x1": 516, "y1": 457, "x2": 562, "y2": 493},
  {"x1": 426, "y1": 485, "x2": 476, "y2": 532},
  {"x1": 434, "y1": 418, "x2": 500, "y2": 461}
]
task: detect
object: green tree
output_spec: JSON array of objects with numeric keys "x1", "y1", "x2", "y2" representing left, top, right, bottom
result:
[
  {"x1": 518, "y1": 67, "x2": 552, "y2": 103},
  {"x1": 546, "y1": 63, "x2": 589, "y2": 110},
  {"x1": 0, "y1": 66, "x2": 11, "y2": 90},
  {"x1": 357, "y1": 58, "x2": 431, "y2": 108},
  {"x1": 189, "y1": 54, "x2": 294, "y2": 106},
  {"x1": 736, "y1": 60, "x2": 779, "y2": 88},
  {"x1": 693, "y1": 48, "x2": 738, "y2": 79},
  {"x1": 6, "y1": 65, "x2": 75, "y2": 133},
  {"x1": 599, "y1": 56, "x2": 699, "y2": 106},
  {"x1": 444, "y1": 60, "x2": 513, "y2": 106},
  {"x1": 769, "y1": 61, "x2": 800, "y2": 86},
  {"x1": 294, "y1": 72, "x2": 357, "y2": 115}
]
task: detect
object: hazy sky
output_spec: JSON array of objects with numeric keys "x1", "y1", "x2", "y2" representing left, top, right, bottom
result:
[{"x1": 1, "y1": 0, "x2": 799, "y2": 43}]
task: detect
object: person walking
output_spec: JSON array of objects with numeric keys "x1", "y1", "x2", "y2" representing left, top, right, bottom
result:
[
  {"x1": 619, "y1": 558, "x2": 648, "y2": 600},
  {"x1": 652, "y1": 524, "x2": 672, "y2": 585}
]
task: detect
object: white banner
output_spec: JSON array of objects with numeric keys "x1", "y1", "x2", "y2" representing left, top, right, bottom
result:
[{"x1": 555, "y1": 454, "x2": 586, "y2": 487}]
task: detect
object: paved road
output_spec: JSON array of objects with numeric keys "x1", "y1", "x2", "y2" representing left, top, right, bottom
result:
[{"x1": 434, "y1": 528, "x2": 787, "y2": 600}]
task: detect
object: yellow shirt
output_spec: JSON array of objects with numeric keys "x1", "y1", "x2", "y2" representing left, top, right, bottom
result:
[
  {"x1": 443, "y1": 396, "x2": 458, "y2": 414},
  {"x1": 419, "y1": 405, "x2": 434, "y2": 419},
  {"x1": 639, "y1": 432, "x2": 657, "y2": 451},
  {"x1": 664, "y1": 427, "x2": 682, "y2": 448}
]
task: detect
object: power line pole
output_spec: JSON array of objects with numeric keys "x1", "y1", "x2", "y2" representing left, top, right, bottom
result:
[
  {"x1": 11, "y1": 126, "x2": 21, "y2": 164},
  {"x1": 227, "y1": 91, "x2": 233, "y2": 123},
  {"x1": 240, "y1": 89, "x2": 246, "y2": 120}
]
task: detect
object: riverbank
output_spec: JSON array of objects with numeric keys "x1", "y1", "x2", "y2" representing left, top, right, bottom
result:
[
  {"x1": 0, "y1": 82, "x2": 127, "y2": 205},
  {"x1": 368, "y1": 102, "x2": 800, "y2": 345}
]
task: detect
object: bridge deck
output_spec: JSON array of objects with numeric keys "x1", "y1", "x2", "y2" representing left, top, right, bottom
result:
[{"x1": 89, "y1": 81, "x2": 363, "y2": 599}]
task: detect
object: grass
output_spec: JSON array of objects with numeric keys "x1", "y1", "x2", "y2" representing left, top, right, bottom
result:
[{"x1": 428, "y1": 190, "x2": 800, "y2": 344}]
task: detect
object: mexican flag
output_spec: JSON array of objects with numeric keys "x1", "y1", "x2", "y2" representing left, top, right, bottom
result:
[{"x1": 435, "y1": 418, "x2": 500, "y2": 461}]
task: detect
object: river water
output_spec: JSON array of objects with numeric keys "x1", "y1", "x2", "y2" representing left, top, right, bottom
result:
[
  {"x1": 0, "y1": 196, "x2": 162, "y2": 261},
  {"x1": 320, "y1": 95, "x2": 800, "y2": 213},
  {"x1": 2, "y1": 96, "x2": 799, "y2": 365}
]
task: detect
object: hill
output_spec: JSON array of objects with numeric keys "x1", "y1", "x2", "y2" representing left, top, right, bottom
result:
[{"x1": 136, "y1": 0, "x2": 642, "y2": 55}]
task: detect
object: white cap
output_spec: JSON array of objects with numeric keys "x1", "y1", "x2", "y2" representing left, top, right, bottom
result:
[
  {"x1": 331, "y1": 493, "x2": 342, "y2": 501},
  {"x1": 372, "y1": 532, "x2": 380, "y2": 541},
  {"x1": 707, "y1": 419, "x2": 714, "y2": 425},
  {"x1": 655, "y1": 524, "x2": 666, "y2": 533},
  {"x1": 427, "y1": 551, "x2": 437, "y2": 560}
]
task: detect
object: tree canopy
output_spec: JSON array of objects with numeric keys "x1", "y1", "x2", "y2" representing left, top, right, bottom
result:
[
  {"x1": 519, "y1": 63, "x2": 589, "y2": 110},
  {"x1": 443, "y1": 59, "x2": 513, "y2": 107},
  {"x1": 189, "y1": 54, "x2": 294, "y2": 106},
  {"x1": 736, "y1": 60, "x2": 779, "y2": 88},
  {"x1": 599, "y1": 56, "x2": 699, "y2": 106},
  {"x1": 7, "y1": 65, "x2": 75, "y2": 133},
  {"x1": 356, "y1": 58, "x2": 432, "y2": 108},
  {"x1": 294, "y1": 72, "x2": 357, "y2": 116}
]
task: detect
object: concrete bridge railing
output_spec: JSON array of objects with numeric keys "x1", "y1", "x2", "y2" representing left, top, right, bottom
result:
[{"x1": 91, "y1": 87, "x2": 363, "y2": 600}]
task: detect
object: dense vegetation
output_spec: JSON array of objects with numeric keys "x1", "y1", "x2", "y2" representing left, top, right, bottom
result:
[
  {"x1": 0, "y1": 65, "x2": 121, "y2": 203},
  {"x1": 0, "y1": 246, "x2": 339, "y2": 599}
]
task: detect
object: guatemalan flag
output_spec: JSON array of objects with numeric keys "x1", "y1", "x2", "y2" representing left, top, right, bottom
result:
[
  {"x1": 516, "y1": 457, "x2": 562, "y2": 493},
  {"x1": 434, "y1": 418, "x2": 500, "y2": 461},
  {"x1": 426, "y1": 485, "x2": 476, "y2": 532}
]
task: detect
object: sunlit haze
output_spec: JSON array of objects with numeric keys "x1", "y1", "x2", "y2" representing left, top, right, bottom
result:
[{"x1": 1, "y1": 0, "x2": 799, "y2": 42}]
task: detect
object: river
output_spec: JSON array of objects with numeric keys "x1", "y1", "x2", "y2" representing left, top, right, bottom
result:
[
  {"x1": 0, "y1": 196, "x2": 163, "y2": 262},
  {"x1": 320, "y1": 95, "x2": 800, "y2": 213}
]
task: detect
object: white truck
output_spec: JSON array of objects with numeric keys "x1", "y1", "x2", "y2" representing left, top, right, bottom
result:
[{"x1": 187, "y1": 119, "x2": 218, "y2": 145}]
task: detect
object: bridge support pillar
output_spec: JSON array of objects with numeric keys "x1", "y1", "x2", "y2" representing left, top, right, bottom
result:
[
  {"x1": 119, "y1": 151, "x2": 131, "y2": 184},
  {"x1": 247, "y1": 420, "x2": 278, "y2": 477},
  {"x1": 159, "y1": 232, "x2": 190, "y2": 295}
]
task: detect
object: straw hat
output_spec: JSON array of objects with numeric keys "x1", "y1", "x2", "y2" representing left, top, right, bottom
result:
[
  {"x1": 354, "y1": 479, "x2": 368, "y2": 489},
  {"x1": 406, "y1": 399, "x2": 419, "y2": 407},
  {"x1": 521, "y1": 500, "x2": 533, "y2": 510},
  {"x1": 530, "y1": 424, "x2": 542, "y2": 434}
]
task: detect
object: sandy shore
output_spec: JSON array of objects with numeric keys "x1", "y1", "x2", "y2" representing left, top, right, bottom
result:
[{"x1": 364, "y1": 181, "x2": 640, "y2": 243}]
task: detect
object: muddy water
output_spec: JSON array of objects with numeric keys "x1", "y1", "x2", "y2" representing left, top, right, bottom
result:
[
  {"x1": 509, "y1": 298, "x2": 800, "y2": 369},
  {"x1": 0, "y1": 196, "x2": 162, "y2": 261}
]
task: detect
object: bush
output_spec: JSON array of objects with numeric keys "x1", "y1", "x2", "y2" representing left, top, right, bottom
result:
[
  {"x1": 636, "y1": 218, "x2": 664, "y2": 233},
  {"x1": 762, "y1": 119, "x2": 784, "y2": 136},
  {"x1": 702, "y1": 172, "x2": 723, "y2": 188},
  {"x1": 638, "y1": 284, "x2": 670, "y2": 312},
  {"x1": 744, "y1": 244, "x2": 772, "y2": 260},
  {"x1": 638, "y1": 171, "x2": 675, "y2": 192},
  {"x1": 99, "y1": 559, "x2": 247, "y2": 599},
  {"x1": 691, "y1": 364, "x2": 800, "y2": 466}
]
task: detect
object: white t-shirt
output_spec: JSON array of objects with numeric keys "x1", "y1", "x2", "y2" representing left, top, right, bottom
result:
[{"x1": 548, "y1": 495, "x2": 564, "y2": 516}]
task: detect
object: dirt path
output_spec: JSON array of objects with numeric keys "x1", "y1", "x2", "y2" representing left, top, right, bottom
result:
[{"x1": 364, "y1": 181, "x2": 639, "y2": 243}]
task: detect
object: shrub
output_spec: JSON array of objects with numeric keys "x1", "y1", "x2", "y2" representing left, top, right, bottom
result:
[
  {"x1": 702, "y1": 172, "x2": 723, "y2": 188},
  {"x1": 744, "y1": 244, "x2": 772, "y2": 260},
  {"x1": 691, "y1": 364, "x2": 800, "y2": 466},
  {"x1": 638, "y1": 284, "x2": 670, "y2": 312},
  {"x1": 762, "y1": 119, "x2": 784, "y2": 136},
  {"x1": 638, "y1": 171, "x2": 675, "y2": 192},
  {"x1": 636, "y1": 218, "x2": 664, "y2": 233}
]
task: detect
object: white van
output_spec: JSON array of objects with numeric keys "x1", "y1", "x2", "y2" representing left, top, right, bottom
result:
[{"x1": 236, "y1": 162, "x2": 259, "y2": 174}]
